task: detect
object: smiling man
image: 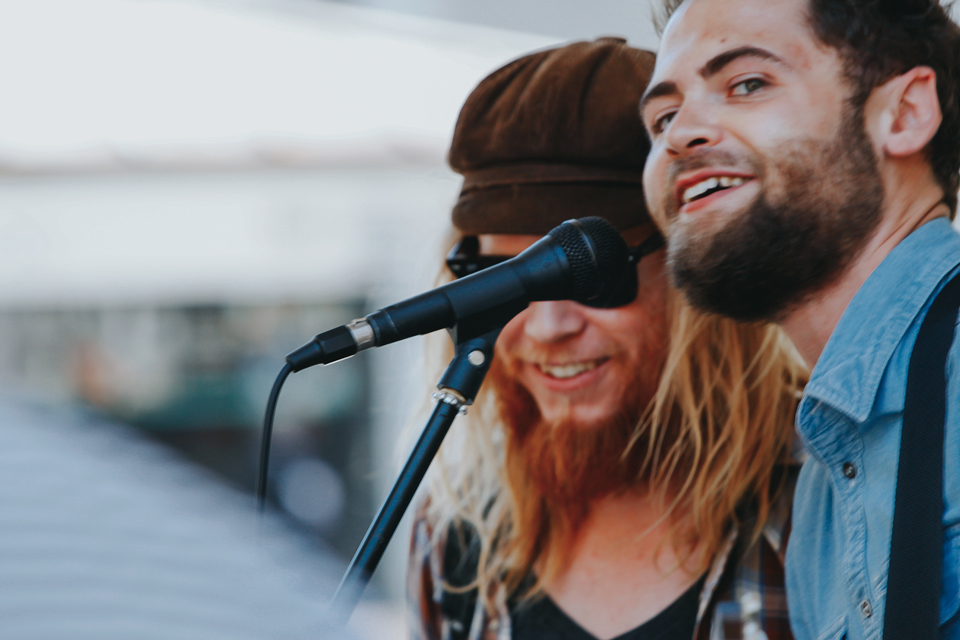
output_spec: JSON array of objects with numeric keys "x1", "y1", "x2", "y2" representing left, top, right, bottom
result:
[
  {"x1": 642, "y1": 0, "x2": 960, "y2": 638},
  {"x1": 408, "y1": 38, "x2": 806, "y2": 640}
]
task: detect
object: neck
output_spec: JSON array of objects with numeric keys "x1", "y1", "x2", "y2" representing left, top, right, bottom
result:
[
  {"x1": 781, "y1": 188, "x2": 949, "y2": 368},
  {"x1": 543, "y1": 489, "x2": 703, "y2": 640},
  {"x1": 557, "y1": 488, "x2": 692, "y2": 568}
]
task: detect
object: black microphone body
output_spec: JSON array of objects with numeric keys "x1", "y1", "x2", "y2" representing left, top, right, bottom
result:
[
  {"x1": 368, "y1": 233, "x2": 572, "y2": 346},
  {"x1": 286, "y1": 217, "x2": 628, "y2": 372}
]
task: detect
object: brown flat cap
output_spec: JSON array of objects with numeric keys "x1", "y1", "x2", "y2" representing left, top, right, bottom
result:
[{"x1": 449, "y1": 37, "x2": 656, "y2": 236}]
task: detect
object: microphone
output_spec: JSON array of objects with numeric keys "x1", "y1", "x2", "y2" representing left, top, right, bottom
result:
[{"x1": 285, "y1": 216, "x2": 629, "y2": 372}]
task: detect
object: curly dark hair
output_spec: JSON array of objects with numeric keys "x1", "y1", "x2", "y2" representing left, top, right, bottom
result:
[{"x1": 656, "y1": 0, "x2": 960, "y2": 214}]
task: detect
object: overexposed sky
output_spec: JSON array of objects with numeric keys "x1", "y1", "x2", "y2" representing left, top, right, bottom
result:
[{"x1": 0, "y1": 0, "x2": 560, "y2": 170}]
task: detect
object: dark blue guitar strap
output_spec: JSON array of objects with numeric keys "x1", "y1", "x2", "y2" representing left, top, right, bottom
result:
[{"x1": 884, "y1": 273, "x2": 960, "y2": 639}]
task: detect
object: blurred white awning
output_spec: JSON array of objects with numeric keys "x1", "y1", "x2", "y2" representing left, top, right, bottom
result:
[{"x1": 0, "y1": 0, "x2": 559, "y2": 173}]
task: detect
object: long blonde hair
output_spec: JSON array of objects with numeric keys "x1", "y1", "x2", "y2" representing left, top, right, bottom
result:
[{"x1": 421, "y1": 231, "x2": 807, "y2": 611}]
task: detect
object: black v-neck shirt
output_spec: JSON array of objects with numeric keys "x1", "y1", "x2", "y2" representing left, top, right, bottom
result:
[{"x1": 509, "y1": 576, "x2": 703, "y2": 640}]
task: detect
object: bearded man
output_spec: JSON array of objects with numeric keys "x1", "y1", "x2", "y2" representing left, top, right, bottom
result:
[
  {"x1": 408, "y1": 37, "x2": 806, "y2": 640},
  {"x1": 642, "y1": 1, "x2": 960, "y2": 638}
]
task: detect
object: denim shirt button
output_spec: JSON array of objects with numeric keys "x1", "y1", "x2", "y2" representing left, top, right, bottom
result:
[
  {"x1": 842, "y1": 462, "x2": 857, "y2": 479},
  {"x1": 860, "y1": 600, "x2": 873, "y2": 618}
]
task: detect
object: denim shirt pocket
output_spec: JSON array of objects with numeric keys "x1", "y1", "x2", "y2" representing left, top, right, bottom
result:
[
  {"x1": 942, "y1": 524, "x2": 960, "y2": 626},
  {"x1": 816, "y1": 615, "x2": 847, "y2": 640}
]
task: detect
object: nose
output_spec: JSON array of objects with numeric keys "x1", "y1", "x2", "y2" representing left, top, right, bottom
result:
[
  {"x1": 522, "y1": 301, "x2": 587, "y2": 344},
  {"x1": 665, "y1": 103, "x2": 723, "y2": 155}
]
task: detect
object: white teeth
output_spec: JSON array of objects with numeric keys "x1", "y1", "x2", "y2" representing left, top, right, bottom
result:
[
  {"x1": 537, "y1": 360, "x2": 600, "y2": 379},
  {"x1": 682, "y1": 176, "x2": 746, "y2": 204}
]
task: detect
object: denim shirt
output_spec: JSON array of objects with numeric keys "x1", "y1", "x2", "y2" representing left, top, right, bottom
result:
[{"x1": 786, "y1": 218, "x2": 960, "y2": 640}]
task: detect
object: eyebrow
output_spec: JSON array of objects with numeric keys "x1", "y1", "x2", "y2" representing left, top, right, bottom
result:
[
  {"x1": 699, "y1": 46, "x2": 785, "y2": 79},
  {"x1": 640, "y1": 46, "x2": 785, "y2": 116},
  {"x1": 639, "y1": 81, "x2": 680, "y2": 114}
]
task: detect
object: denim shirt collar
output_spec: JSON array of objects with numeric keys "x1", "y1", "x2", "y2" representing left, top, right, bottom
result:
[{"x1": 800, "y1": 217, "x2": 960, "y2": 425}]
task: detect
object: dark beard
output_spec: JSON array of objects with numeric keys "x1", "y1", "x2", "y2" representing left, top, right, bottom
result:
[
  {"x1": 666, "y1": 106, "x2": 884, "y2": 322},
  {"x1": 489, "y1": 357, "x2": 648, "y2": 528}
]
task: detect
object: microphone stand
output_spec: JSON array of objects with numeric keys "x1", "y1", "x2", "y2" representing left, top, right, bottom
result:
[{"x1": 331, "y1": 324, "x2": 502, "y2": 619}]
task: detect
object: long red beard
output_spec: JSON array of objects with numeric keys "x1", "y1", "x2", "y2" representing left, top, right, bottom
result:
[{"x1": 489, "y1": 356, "x2": 650, "y2": 538}]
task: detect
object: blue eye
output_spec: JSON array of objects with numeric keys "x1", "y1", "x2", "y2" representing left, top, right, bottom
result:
[{"x1": 731, "y1": 78, "x2": 767, "y2": 96}]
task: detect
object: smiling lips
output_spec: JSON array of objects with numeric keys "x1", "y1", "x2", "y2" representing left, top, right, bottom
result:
[
  {"x1": 536, "y1": 358, "x2": 608, "y2": 380},
  {"x1": 680, "y1": 175, "x2": 750, "y2": 205}
]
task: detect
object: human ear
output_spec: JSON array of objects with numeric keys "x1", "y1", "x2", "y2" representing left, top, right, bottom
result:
[{"x1": 872, "y1": 66, "x2": 942, "y2": 157}]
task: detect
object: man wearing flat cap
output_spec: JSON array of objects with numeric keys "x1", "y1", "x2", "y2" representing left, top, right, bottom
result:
[{"x1": 408, "y1": 38, "x2": 806, "y2": 640}]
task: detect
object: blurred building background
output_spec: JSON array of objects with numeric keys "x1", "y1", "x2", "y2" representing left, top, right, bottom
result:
[{"x1": 0, "y1": 0, "x2": 662, "y2": 636}]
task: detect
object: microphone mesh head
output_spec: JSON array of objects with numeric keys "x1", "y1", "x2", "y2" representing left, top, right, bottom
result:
[{"x1": 548, "y1": 217, "x2": 629, "y2": 301}]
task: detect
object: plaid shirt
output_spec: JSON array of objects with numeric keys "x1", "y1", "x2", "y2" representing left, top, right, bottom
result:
[{"x1": 408, "y1": 471, "x2": 796, "y2": 640}]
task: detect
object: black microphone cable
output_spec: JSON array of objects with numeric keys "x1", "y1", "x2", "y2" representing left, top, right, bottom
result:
[{"x1": 256, "y1": 361, "x2": 293, "y2": 512}]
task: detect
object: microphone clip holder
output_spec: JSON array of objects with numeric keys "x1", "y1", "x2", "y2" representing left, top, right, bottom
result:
[{"x1": 331, "y1": 323, "x2": 502, "y2": 619}]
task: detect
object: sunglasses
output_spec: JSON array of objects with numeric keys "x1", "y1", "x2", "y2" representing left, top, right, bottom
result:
[{"x1": 445, "y1": 232, "x2": 665, "y2": 309}]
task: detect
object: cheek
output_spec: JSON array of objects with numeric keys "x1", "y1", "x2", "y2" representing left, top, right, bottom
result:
[
  {"x1": 492, "y1": 310, "x2": 528, "y2": 370},
  {"x1": 723, "y1": 91, "x2": 843, "y2": 160},
  {"x1": 643, "y1": 150, "x2": 672, "y2": 230}
]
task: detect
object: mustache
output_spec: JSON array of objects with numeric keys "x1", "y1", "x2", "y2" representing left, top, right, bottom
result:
[
  {"x1": 666, "y1": 149, "x2": 749, "y2": 183},
  {"x1": 496, "y1": 346, "x2": 610, "y2": 369}
]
